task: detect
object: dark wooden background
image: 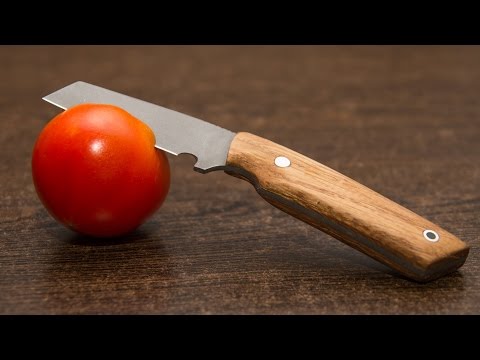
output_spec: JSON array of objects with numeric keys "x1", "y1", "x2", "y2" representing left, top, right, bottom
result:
[{"x1": 0, "y1": 46, "x2": 478, "y2": 314}]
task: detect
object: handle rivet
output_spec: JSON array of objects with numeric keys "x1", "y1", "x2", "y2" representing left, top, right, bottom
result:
[
  {"x1": 275, "y1": 156, "x2": 291, "y2": 168},
  {"x1": 423, "y1": 230, "x2": 440, "y2": 242}
]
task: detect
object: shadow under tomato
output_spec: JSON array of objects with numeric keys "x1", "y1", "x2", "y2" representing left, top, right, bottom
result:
[
  {"x1": 62, "y1": 228, "x2": 152, "y2": 246},
  {"x1": 45, "y1": 223, "x2": 155, "y2": 246}
]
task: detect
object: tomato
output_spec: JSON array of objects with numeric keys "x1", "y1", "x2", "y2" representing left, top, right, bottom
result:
[{"x1": 32, "y1": 103, "x2": 170, "y2": 237}]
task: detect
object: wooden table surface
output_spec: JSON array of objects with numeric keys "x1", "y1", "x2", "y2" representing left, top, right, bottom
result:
[{"x1": 0, "y1": 46, "x2": 478, "y2": 314}]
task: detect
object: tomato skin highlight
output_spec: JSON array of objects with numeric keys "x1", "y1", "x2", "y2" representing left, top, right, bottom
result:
[{"x1": 32, "y1": 104, "x2": 170, "y2": 237}]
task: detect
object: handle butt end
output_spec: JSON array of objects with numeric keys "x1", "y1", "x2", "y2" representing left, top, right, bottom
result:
[{"x1": 412, "y1": 245, "x2": 469, "y2": 282}]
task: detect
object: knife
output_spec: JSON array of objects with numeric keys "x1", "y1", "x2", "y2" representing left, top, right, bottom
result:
[{"x1": 43, "y1": 81, "x2": 469, "y2": 282}]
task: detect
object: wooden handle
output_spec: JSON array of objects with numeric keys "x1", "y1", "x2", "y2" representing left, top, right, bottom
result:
[{"x1": 225, "y1": 132, "x2": 469, "y2": 282}]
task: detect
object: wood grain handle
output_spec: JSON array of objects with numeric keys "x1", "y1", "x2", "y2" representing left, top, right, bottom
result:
[{"x1": 225, "y1": 132, "x2": 469, "y2": 282}]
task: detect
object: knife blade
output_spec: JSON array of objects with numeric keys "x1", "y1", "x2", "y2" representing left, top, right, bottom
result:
[
  {"x1": 43, "y1": 81, "x2": 235, "y2": 173},
  {"x1": 43, "y1": 81, "x2": 470, "y2": 282}
]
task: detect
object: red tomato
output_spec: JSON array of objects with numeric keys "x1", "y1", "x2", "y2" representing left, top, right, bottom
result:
[{"x1": 32, "y1": 103, "x2": 170, "y2": 237}]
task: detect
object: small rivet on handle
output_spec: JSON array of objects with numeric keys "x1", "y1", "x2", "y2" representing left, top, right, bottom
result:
[
  {"x1": 275, "y1": 156, "x2": 291, "y2": 168},
  {"x1": 423, "y1": 229, "x2": 440, "y2": 242}
]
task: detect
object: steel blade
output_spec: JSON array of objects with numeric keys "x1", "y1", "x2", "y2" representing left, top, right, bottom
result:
[{"x1": 43, "y1": 81, "x2": 236, "y2": 173}]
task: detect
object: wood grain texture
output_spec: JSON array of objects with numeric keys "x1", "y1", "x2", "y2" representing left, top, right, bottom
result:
[
  {"x1": 0, "y1": 46, "x2": 479, "y2": 314},
  {"x1": 226, "y1": 132, "x2": 469, "y2": 282}
]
